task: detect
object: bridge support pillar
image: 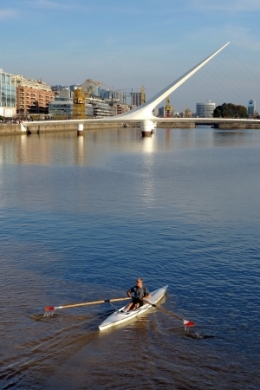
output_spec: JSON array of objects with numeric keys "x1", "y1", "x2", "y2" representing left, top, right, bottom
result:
[
  {"x1": 141, "y1": 120, "x2": 155, "y2": 137},
  {"x1": 77, "y1": 123, "x2": 84, "y2": 136},
  {"x1": 20, "y1": 123, "x2": 27, "y2": 132}
]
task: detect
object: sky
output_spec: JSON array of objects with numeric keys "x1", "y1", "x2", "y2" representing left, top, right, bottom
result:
[{"x1": 1, "y1": 0, "x2": 260, "y2": 112}]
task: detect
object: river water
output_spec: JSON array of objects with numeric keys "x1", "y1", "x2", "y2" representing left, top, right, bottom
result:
[{"x1": 0, "y1": 127, "x2": 259, "y2": 390}]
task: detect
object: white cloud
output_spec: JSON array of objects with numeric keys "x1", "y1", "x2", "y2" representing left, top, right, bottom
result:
[
  {"x1": 28, "y1": 0, "x2": 68, "y2": 9},
  {"x1": 194, "y1": 0, "x2": 260, "y2": 12},
  {"x1": 0, "y1": 9, "x2": 17, "y2": 20}
]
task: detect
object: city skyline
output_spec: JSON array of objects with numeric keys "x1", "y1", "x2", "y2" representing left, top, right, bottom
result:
[{"x1": 1, "y1": 0, "x2": 260, "y2": 111}]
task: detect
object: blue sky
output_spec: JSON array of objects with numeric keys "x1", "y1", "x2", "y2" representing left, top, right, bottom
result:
[{"x1": 1, "y1": 0, "x2": 260, "y2": 111}]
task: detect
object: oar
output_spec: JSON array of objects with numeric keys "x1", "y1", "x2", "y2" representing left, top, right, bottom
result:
[
  {"x1": 45, "y1": 297, "x2": 131, "y2": 312},
  {"x1": 144, "y1": 300, "x2": 195, "y2": 327}
]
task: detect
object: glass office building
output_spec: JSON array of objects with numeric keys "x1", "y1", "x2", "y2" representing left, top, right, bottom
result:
[
  {"x1": 248, "y1": 99, "x2": 256, "y2": 117},
  {"x1": 0, "y1": 69, "x2": 16, "y2": 117},
  {"x1": 196, "y1": 101, "x2": 216, "y2": 117}
]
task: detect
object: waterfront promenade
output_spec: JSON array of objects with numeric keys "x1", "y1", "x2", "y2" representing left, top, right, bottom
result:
[{"x1": 1, "y1": 117, "x2": 260, "y2": 136}]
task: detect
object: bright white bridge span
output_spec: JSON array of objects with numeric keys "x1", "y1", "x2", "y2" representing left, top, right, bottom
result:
[{"x1": 21, "y1": 42, "x2": 260, "y2": 135}]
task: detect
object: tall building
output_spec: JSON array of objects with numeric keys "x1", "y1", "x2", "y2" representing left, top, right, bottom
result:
[
  {"x1": 248, "y1": 99, "x2": 256, "y2": 117},
  {"x1": 158, "y1": 106, "x2": 165, "y2": 117},
  {"x1": 99, "y1": 88, "x2": 127, "y2": 104},
  {"x1": 12, "y1": 75, "x2": 54, "y2": 116},
  {"x1": 131, "y1": 92, "x2": 142, "y2": 107},
  {"x1": 196, "y1": 100, "x2": 216, "y2": 117},
  {"x1": 0, "y1": 69, "x2": 16, "y2": 117}
]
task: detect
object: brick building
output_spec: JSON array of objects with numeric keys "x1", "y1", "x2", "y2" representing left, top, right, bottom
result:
[{"x1": 12, "y1": 75, "x2": 54, "y2": 116}]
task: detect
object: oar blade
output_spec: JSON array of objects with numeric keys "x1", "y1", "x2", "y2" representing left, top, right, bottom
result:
[
  {"x1": 183, "y1": 320, "x2": 195, "y2": 327},
  {"x1": 45, "y1": 306, "x2": 55, "y2": 312}
]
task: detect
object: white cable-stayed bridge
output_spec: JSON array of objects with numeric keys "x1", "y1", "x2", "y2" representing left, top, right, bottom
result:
[{"x1": 21, "y1": 42, "x2": 260, "y2": 136}]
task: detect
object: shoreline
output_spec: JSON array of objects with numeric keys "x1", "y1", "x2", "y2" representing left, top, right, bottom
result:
[{"x1": 1, "y1": 121, "x2": 260, "y2": 136}]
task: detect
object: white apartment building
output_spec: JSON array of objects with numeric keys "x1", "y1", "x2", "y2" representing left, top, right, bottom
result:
[{"x1": 196, "y1": 101, "x2": 216, "y2": 117}]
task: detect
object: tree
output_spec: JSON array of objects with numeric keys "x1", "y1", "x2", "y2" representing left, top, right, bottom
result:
[{"x1": 213, "y1": 103, "x2": 248, "y2": 118}]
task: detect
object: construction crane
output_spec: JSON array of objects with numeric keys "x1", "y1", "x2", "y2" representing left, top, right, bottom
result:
[
  {"x1": 165, "y1": 96, "x2": 172, "y2": 118},
  {"x1": 141, "y1": 86, "x2": 146, "y2": 104},
  {"x1": 73, "y1": 79, "x2": 107, "y2": 119}
]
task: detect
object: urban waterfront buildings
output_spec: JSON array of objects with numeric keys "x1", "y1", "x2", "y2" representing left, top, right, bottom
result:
[
  {"x1": 196, "y1": 100, "x2": 216, "y2": 117},
  {"x1": 131, "y1": 86, "x2": 146, "y2": 107},
  {"x1": 0, "y1": 69, "x2": 16, "y2": 117},
  {"x1": 49, "y1": 85, "x2": 130, "y2": 119},
  {"x1": 0, "y1": 68, "x2": 133, "y2": 120},
  {"x1": 49, "y1": 89, "x2": 75, "y2": 118},
  {"x1": 131, "y1": 92, "x2": 142, "y2": 107},
  {"x1": 49, "y1": 88, "x2": 97, "y2": 119},
  {"x1": 12, "y1": 75, "x2": 54, "y2": 116},
  {"x1": 158, "y1": 106, "x2": 166, "y2": 117}
]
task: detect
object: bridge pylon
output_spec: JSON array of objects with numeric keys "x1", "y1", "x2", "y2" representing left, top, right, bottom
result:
[{"x1": 105, "y1": 42, "x2": 230, "y2": 136}]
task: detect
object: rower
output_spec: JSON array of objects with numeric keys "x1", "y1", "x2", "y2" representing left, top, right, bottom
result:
[{"x1": 124, "y1": 278, "x2": 151, "y2": 312}]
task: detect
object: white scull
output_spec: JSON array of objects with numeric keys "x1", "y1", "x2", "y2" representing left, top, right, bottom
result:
[{"x1": 99, "y1": 285, "x2": 168, "y2": 331}]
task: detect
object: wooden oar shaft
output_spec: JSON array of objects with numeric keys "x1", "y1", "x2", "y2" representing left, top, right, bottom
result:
[
  {"x1": 45, "y1": 297, "x2": 131, "y2": 311},
  {"x1": 144, "y1": 299, "x2": 188, "y2": 322},
  {"x1": 61, "y1": 297, "x2": 131, "y2": 309},
  {"x1": 152, "y1": 304, "x2": 183, "y2": 321}
]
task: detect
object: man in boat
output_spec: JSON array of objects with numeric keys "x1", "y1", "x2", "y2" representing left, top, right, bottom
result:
[{"x1": 125, "y1": 278, "x2": 151, "y2": 311}]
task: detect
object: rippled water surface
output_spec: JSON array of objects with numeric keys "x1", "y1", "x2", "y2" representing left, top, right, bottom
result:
[{"x1": 0, "y1": 127, "x2": 260, "y2": 389}]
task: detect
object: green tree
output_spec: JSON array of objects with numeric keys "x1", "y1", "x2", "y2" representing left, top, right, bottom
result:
[{"x1": 213, "y1": 103, "x2": 248, "y2": 118}]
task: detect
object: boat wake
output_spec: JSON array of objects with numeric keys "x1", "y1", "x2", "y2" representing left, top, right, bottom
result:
[{"x1": 184, "y1": 327, "x2": 215, "y2": 340}]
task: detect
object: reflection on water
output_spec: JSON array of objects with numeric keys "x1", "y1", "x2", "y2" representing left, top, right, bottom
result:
[
  {"x1": 213, "y1": 129, "x2": 249, "y2": 146},
  {"x1": 0, "y1": 126, "x2": 260, "y2": 389},
  {"x1": 1, "y1": 127, "x2": 260, "y2": 167},
  {"x1": 141, "y1": 136, "x2": 156, "y2": 208},
  {"x1": 142, "y1": 135, "x2": 155, "y2": 154},
  {"x1": 75, "y1": 135, "x2": 85, "y2": 166}
]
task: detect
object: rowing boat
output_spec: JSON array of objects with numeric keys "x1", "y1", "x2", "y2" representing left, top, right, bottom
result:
[{"x1": 99, "y1": 285, "x2": 168, "y2": 331}]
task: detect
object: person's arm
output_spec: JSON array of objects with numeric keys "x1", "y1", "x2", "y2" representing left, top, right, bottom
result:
[
  {"x1": 127, "y1": 287, "x2": 133, "y2": 297},
  {"x1": 143, "y1": 288, "x2": 151, "y2": 299}
]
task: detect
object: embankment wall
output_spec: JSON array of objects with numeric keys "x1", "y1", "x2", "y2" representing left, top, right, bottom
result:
[
  {"x1": 215, "y1": 123, "x2": 260, "y2": 129},
  {"x1": 0, "y1": 122, "x2": 131, "y2": 136},
  {"x1": 1, "y1": 121, "x2": 260, "y2": 135}
]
